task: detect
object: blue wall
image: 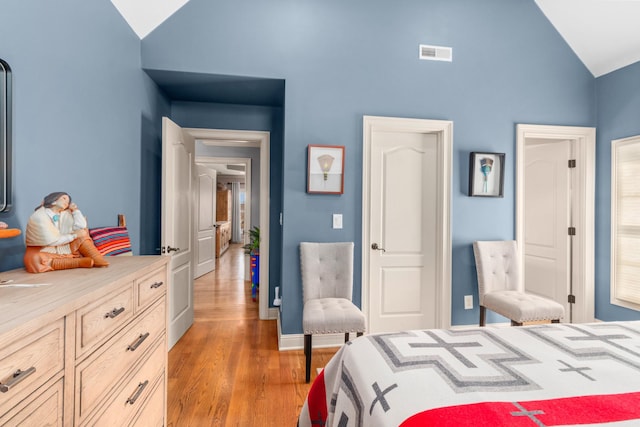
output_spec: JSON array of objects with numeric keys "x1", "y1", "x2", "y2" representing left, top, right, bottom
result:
[
  {"x1": 141, "y1": 0, "x2": 596, "y2": 333},
  {"x1": 594, "y1": 61, "x2": 640, "y2": 321},
  {"x1": 0, "y1": 0, "x2": 169, "y2": 268},
  {"x1": 4, "y1": 0, "x2": 635, "y2": 336}
]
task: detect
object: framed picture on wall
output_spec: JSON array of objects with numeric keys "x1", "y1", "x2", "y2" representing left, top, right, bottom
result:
[
  {"x1": 468, "y1": 152, "x2": 505, "y2": 197},
  {"x1": 307, "y1": 145, "x2": 345, "y2": 194}
]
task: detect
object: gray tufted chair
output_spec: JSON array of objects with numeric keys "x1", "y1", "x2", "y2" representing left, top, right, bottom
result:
[
  {"x1": 300, "y1": 242, "x2": 366, "y2": 383},
  {"x1": 473, "y1": 240, "x2": 564, "y2": 326}
]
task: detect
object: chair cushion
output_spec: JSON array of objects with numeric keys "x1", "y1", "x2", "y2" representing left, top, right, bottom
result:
[
  {"x1": 483, "y1": 290, "x2": 565, "y2": 323},
  {"x1": 303, "y1": 298, "x2": 366, "y2": 335}
]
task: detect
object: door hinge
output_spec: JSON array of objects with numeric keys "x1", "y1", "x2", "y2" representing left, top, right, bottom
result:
[
  {"x1": 568, "y1": 294, "x2": 576, "y2": 304},
  {"x1": 568, "y1": 227, "x2": 576, "y2": 236},
  {"x1": 568, "y1": 159, "x2": 576, "y2": 168}
]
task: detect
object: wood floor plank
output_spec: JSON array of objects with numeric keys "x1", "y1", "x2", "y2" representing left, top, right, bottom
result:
[{"x1": 167, "y1": 244, "x2": 339, "y2": 426}]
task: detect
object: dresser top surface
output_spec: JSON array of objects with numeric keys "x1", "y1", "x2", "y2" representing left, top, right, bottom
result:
[{"x1": 0, "y1": 256, "x2": 168, "y2": 336}]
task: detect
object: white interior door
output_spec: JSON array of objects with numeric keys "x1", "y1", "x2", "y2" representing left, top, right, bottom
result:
[
  {"x1": 524, "y1": 139, "x2": 572, "y2": 317},
  {"x1": 363, "y1": 119, "x2": 450, "y2": 333},
  {"x1": 195, "y1": 164, "x2": 217, "y2": 278},
  {"x1": 162, "y1": 117, "x2": 195, "y2": 349}
]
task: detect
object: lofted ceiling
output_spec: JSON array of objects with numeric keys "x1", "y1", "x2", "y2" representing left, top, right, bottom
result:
[{"x1": 111, "y1": 0, "x2": 640, "y2": 79}]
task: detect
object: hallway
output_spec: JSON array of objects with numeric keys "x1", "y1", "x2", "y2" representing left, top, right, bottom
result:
[{"x1": 166, "y1": 244, "x2": 336, "y2": 426}]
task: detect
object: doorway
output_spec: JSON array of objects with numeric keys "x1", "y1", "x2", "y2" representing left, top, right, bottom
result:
[
  {"x1": 362, "y1": 116, "x2": 452, "y2": 333},
  {"x1": 516, "y1": 124, "x2": 595, "y2": 323},
  {"x1": 187, "y1": 128, "x2": 271, "y2": 320}
]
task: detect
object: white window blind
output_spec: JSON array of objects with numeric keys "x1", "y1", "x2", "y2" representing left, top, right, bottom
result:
[{"x1": 611, "y1": 135, "x2": 640, "y2": 310}]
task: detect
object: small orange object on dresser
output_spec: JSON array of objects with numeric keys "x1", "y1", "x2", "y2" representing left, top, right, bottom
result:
[{"x1": 0, "y1": 221, "x2": 20, "y2": 239}]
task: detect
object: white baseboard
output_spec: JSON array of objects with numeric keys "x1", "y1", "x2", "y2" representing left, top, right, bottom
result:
[
  {"x1": 273, "y1": 318, "x2": 604, "y2": 352},
  {"x1": 267, "y1": 307, "x2": 278, "y2": 320}
]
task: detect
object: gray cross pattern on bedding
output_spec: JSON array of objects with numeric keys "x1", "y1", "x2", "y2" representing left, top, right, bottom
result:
[{"x1": 299, "y1": 321, "x2": 640, "y2": 427}]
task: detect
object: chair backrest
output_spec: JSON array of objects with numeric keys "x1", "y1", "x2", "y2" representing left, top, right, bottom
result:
[
  {"x1": 300, "y1": 242, "x2": 354, "y2": 304},
  {"x1": 473, "y1": 240, "x2": 523, "y2": 303}
]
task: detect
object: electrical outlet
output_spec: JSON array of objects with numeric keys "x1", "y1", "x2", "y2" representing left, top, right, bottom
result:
[{"x1": 464, "y1": 295, "x2": 473, "y2": 310}]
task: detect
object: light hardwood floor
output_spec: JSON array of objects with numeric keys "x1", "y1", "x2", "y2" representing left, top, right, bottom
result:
[{"x1": 167, "y1": 244, "x2": 338, "y2": 426}]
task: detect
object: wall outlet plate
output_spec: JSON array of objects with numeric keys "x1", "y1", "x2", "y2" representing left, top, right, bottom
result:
[
  {"x1": 332, "y1": 214, "x2": 343, "y2": 229},
  {"x1": 464, "y1": 295, "x2": 473, "y2": 310}
]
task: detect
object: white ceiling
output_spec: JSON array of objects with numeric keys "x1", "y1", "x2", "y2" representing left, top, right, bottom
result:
[
  {"x1": 535, "y1": 0, "x2": 640, "y2": 77},
  {"x1": 111, "y1": 0, "x2": 640, "y2": 77}
]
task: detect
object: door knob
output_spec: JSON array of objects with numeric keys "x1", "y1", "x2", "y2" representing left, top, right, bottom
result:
[
  {"x1": 371, "y1": 243, "x2": 386, "y2": 252},
  {"x1": 167, "y1": 246, "x2": 180, "y2": 253}
]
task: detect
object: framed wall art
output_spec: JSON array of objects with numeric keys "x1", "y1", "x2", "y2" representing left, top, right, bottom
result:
[
  {"x1": 468, "y1": 152, "x2": 505, "y2": 197},
  {"x1": 307, "y1": 145, "x2": 344, "y2": 194}
]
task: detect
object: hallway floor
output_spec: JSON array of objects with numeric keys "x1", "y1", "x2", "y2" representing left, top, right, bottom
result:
[{"x1": 166, "y1": 244, "x2": 337, "y2": 426}]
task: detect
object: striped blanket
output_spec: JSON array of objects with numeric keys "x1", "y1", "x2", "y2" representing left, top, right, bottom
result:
[{"x1": 298, "y1": 321, "x2": 640, "y2": 426}]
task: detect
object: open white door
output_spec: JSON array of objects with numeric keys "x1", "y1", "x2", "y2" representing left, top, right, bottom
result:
[
  {"x1": 162, "y1": 117, "x2": 195, "y2": 349},
  {"x1": 195, "y1": 164, "x2": 217, "y2": 278},
  {"x1": 516, "y1": 124, "x2": 596, "y2": 324},
  {"x1": 523, "y1": 139, "x2": 572, "y2": 317}
]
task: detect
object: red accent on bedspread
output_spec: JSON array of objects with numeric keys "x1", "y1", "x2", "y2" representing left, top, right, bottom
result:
[
  {"x1": 306, "y1": 369, "x2": 328, "y2": 424},
  {"x1": 400, "y1": 391, "x2": 640, "y2": 426}
]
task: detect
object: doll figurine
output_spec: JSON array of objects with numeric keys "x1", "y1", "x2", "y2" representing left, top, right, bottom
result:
[{"x1": 23, "y1": 192, "x2": 109, "y2": 273}]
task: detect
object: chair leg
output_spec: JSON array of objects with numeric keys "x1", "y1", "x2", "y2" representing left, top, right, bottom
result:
[
  {"x1": 356, "y1": 332, "x2": 363, "y2": 337},
  {"x1": 344, "y1": 333, "x2": 349, "y2": 343},
  {"x1": 479, "y1": 306, "x2": 486, "y2": 326},
  {"x1": 304, "y1": 334, "x2": 312, "y2": 383}
]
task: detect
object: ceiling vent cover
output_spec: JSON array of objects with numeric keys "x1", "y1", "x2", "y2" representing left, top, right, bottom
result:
[{"x1": 419, "y1": 44, "x2": 452, "y2": 62}]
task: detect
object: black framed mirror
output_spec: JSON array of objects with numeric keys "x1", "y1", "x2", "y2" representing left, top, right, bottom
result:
[{"x1": 0, "y1": 59, "x2": 11, "y2": 212}]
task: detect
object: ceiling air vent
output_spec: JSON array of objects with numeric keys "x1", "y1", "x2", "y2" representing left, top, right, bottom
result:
[{"x1": 419, "y1": 44, "x2": 452, "y2": 62}]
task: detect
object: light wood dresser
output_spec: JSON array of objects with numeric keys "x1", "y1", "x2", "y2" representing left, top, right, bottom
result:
[{"x1": 0, "y1": 256, "x2": 168, "y2": 426}]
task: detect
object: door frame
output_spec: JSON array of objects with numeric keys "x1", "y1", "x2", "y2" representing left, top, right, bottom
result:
[
  {"x1": 516, "y1": 124, "x2": 595, "y2": 323},
  {"x1": 195, "y1": 156, "x2": 252, "y2": 248},
  {"x1": 186, "y1": 128, "x2": 271, "y2": 320},
  {"x1": 362, "y1": 115, "x2": 453, "y2": 329}
]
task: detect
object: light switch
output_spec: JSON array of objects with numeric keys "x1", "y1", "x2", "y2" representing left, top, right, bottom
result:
[{"x1": 332, "y1": 214, "x2": 343, "y2": 229}]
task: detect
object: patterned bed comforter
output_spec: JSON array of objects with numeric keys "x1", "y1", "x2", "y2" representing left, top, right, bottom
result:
[{"x1": 298, "y1": 321, "x2": 640, "y2": 426}]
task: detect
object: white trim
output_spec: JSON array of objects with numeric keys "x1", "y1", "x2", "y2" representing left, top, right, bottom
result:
[
  {"x1": 516, "y1": 124, "x2": 595, "y2": 323},
  {"x1": 362, "y1": 115, "x2": 452, "y2": 330},
  {"x1": 610, "y1": 134, "x2": 640, "y2": 311},
  {"x1": 195, "y1": 156, "x2": 252, "y2": 244},
  {"x1": 187, "y1": 128, "x2": 271, "y2": 320}
]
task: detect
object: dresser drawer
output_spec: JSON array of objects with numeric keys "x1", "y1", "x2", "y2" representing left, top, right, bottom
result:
[
  {"x1": 130, "y1": 375, "x2": 165, "y2": 427},
  {"x1": 75, "y1": 299, "x2": 165, "y2": 421},
  {"x1": 0, "y1": 378, "x2": 64, "y2": 427},
  {"x1": 135, "y1": 268, "x2": 166, "y2": 312},
  {"x1": 76, "y1": 285, "x2": 134, "y2": 355},
  {"x1": 83, "y1": 337, "x2": 165, "y2": 427},
  {"x1": 0, "y1": 318, "x2": 64, "y2": 414}
]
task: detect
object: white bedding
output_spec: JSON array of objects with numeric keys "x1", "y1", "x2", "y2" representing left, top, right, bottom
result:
[{"x1": 298, "y1": 321, "x2": 640, "y2": 426}]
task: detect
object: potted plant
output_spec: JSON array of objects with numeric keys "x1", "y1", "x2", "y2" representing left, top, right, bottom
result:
[{"x1": 243, "y1": 226, "x2": 260, "y2": 301}]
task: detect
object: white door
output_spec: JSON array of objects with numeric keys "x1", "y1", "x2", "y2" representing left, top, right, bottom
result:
[
  {"x1": 162, "y1": 117, "x2": 195, "y2": 349},
  {"x1": 524, "y1": 139, "x2": 572, "y2": 317},
  {"x1": 195, "y1": 165, "x2": 217, "y2": 278},
  {"x1": 364, "y1": 116, "x2": 452, "y2": 334}
]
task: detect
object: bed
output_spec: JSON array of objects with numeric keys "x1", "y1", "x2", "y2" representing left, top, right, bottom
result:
[{"x1": 298, "y1": 321, "x2": 640, "y2": 426}]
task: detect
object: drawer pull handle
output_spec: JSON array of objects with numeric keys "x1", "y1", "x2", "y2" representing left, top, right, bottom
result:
[
  {"x1": 126, "y1": 380, "x2": 149, "y2": 405},
  {"x1": 0, "y1": 367, "x2": 36, "y2": 393},
  {"x1": 127, "y1": 332, "x2": 150, "y2": 351},
  {"x1": 105, "y1": 307, "x2": 125, "y2": 319},
  {"x1": 150, "y1": 281, "x2": 164, "y2": 289}
]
